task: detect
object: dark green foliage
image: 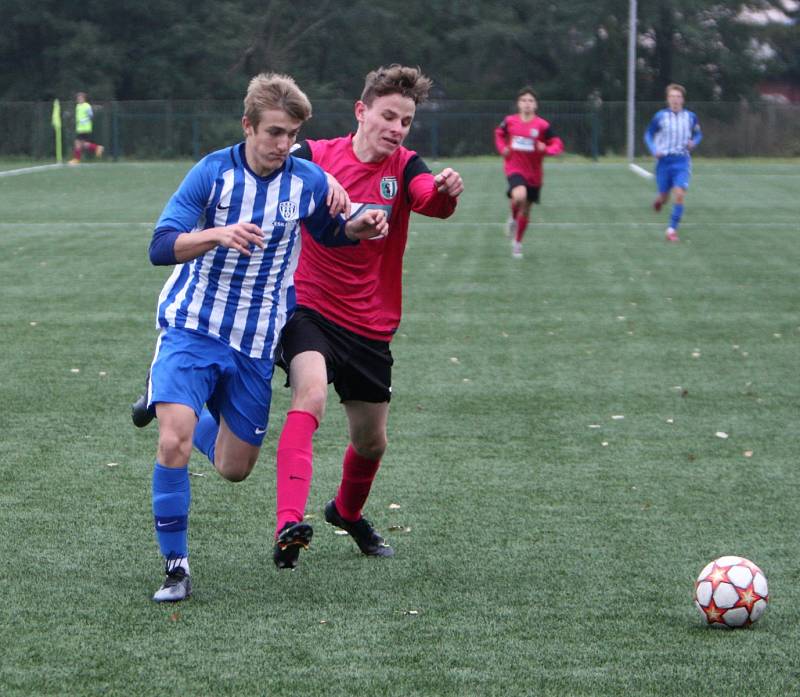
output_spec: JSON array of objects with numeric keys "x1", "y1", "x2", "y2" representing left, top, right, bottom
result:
[{"x1": 0, "y1": 1, "x2": 796, "y2": 101}]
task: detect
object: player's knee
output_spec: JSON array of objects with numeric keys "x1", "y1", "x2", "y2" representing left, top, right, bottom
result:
[
  {"x1": 216, "y1": 459, "x2": 254, "y2": 482},
  {"x1": 353, "y1": 434, "x2": 387, "y2": 461},
  {"x1": 292, "y1": 384, "x2": 327, "y2": 421},
  {"x1": 157, "y1": 430, "x2": 193, "y2": 467}
]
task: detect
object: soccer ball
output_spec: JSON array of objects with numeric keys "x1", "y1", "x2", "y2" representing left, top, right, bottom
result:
[{"x1": 693, "y1": 555, "x2": 768, "y2": 628}]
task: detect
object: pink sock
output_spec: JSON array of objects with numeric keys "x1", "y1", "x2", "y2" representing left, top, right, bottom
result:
[
  {"x1": 275, "y1": 410, "x2": 318, "y2": 536},
  {"x1": 515, "y1": 216, "x2": 529, "y2": 243},
  {"x1": 334, "y1": 444, "x2": 381, "y2": 522}
]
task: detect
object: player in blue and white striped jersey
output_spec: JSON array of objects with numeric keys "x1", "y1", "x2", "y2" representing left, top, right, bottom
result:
[
  {"x1": 145, "y1": 73, "x2": 387, "y2": 602},
  {"x1": 644, "y1": 83, "x2": 702, "y2": 242}
]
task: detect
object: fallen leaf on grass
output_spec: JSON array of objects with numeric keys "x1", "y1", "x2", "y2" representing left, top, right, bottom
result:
[
  {"x1": 404, "y1": 610, "x2": 420, "y2": 616},
  {"x1": 189, "y1": 471, "x2": 205, "y2": 477},
  {"x1": 601, "y1": 442, "x2": 609, "y2": 447},
  {"x1": 106, "y1": 462, "x2": 119, "y2": 468},
  {"x1": 449, "y1": 357, "x2": 460, "y2": 364},
  {"x1": 388, "y1": 525, "x2": 411, "y2": 533},
  {"x1": 169, "y1": 612, "x2": 180, "y2": 622},
  {"x1": 743, "y1": 450, "x2": 753, "y2": 458},
  {"x1": 588, "y1": 424, "x2": 601, "y2": 429},
  {"x1": 29, "y1": 321, "x2": 37, "y2": 326},
  {"x1": 715, "y1": 431, "x2": 729, "y2": 439},
  {"x1": 666, "y1": 418, "x2": 674, "y2": 424},
  {"x1": 98, "y1": 371, "x2": 107, "y2": 377},
  {"x1": 70, "y1": 368, "x2": 80, "y2": 373},
  {"x1": 691, "y1": 351, "x2": 701, "y2": 358},
  {"x1": 611, "y1": 415, "x2": 625, "y2": 420},
  {"x1": 334, "y1": 530, "x2": 349, "y2": 536},
  {"x1": 389, "y1": 503, "x2": 401, "y2": 510}
]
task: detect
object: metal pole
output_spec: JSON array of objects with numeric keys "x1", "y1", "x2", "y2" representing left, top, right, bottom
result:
[{"x1": 626, "y1": 0, "x2": 637, "y2": 161}]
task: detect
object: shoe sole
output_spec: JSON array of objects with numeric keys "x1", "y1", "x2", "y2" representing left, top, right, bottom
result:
[{"x1": 274, "y1": 522, "x2": 313, "y2": 569}]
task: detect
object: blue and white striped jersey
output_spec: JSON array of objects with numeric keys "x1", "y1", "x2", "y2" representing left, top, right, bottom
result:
[
  {"x1": 644, "y1": 109, "x2": 702, "y2": 157},
  {"x1": 153, "y1": 142, "x2": 346, "y2": 359}
]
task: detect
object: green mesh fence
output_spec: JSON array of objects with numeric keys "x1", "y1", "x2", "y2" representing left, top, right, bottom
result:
[{"x1": 3, "y1": 99, "x2": 799, "y2": 162}]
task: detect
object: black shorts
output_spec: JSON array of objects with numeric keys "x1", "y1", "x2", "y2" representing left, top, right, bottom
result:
[
  {"x1": 506, "y1": 174, "x2": 541, "y2": 203},
  {"x1": 76, "y1": 133, "x2": 93, "y2": 142},
  {"x1": 277, "y1": 306, "x2": 393, "y2": 403}
]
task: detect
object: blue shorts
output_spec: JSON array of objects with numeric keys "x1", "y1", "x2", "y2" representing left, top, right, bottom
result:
[
  {"x1": 656, "y1": 155, "x2": 691, "y2": 193},
  {"x1": 149, "y1": 327, "x2": 274, "y2": 446}
]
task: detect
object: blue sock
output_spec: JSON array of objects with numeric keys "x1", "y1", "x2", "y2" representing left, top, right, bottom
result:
[
  {"x1": 193, "y1": 408, "x2": 219, "y2": 465},
  {"x1": 670, "y1": 203, "x2": 684, "y2": 230},
  {"x1": 152, "y1": 462, "x2": 190, "y2": 559}
]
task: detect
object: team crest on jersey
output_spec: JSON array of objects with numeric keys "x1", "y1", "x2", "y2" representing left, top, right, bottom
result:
[
  {"x1": 380, "y1": 177, "x2": 398, "y2": 200},
  {"x1": 278, "y1": 201, "x2": 298, "y2": 220},
  {"x1": 530, "y1": 128, "x2": 539, "y2": 138}
]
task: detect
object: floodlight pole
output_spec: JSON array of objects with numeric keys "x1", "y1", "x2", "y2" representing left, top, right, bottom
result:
[{"x1": 626, "y1": 0, "x2": 637, "y2": 162}]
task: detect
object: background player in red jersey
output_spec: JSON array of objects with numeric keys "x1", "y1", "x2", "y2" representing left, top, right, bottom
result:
[
  {"x1": 494, "y1": 86, "x2": 563, "y2": 258},
  {"x1": 272, "y1": 64, "x2": 464, "y2": 568}
]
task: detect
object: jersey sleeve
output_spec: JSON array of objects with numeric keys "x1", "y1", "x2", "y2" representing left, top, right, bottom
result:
[
  {"x1": 542, "y1": 126, "x2": 564, "y2": 156},
  {"x1": 690, "y1": 112, "x2": 703, "y2": 147},
  {"x1": 494, "y1": 118, "x2": 509, "y2": 154},
  {"x1": 154, "y1": 158, "x2": 215, "y2": 234},
  {"x1": 406, "y1": 157, "x2": 458, "y2": 219},
  {"x1": 301, "y1": 166, "x2": 357, "y2": 247},
  {"x1": 644, "y1": 113, "x2": 661, "y2": 155},
  {"x1": 150, "y1": 158, "x2": 216, "y2": 264}
]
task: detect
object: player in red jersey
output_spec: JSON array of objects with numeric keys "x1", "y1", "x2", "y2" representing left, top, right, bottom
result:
[
  {"x1": 494, "y1": 86, "x2": 563, "y2": 258},
  {"x1": 272, "y1": 65, "x2": 464, "y2": 568}
]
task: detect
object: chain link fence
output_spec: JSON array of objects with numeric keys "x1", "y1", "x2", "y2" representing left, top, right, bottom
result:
[{"x1": 2, "y1": 99, "x2": 799, "y2": 162}]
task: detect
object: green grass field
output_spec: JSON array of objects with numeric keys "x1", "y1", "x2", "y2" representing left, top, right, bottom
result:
[{"x1": 1, "y1": 158, "x2": 798, "y2": 696}]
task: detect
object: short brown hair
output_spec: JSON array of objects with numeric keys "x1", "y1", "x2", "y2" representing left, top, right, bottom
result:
[
  {"x1": 243, "y1": 73, "x2": 312, "y2": 128},
  {"x1": 666, "y1": 83, "x2": 686, "y2": 98},
  {"x1": 360, "y1": 65, "x2": 432, "y2": 106},
  {"x1": 517, "y1": 86, "x2": 538, "y2": 100}
]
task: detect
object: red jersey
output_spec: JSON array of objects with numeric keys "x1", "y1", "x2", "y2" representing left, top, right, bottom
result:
[
  {"x1": 494, "y1": 114, "x2": 563, "y2": 187},
  {"x1": 292, "y1": 134, "x2": 457, "y2": 342}
]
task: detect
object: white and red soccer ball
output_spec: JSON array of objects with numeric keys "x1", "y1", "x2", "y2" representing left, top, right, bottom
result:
[{"x1": 693, "y1": 555, "x2": 769, "y2": 628}]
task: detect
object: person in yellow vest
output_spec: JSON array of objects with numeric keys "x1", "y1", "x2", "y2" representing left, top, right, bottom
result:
[{"x1": 69, "y1": 92, "x2": 104, "y2": 164}]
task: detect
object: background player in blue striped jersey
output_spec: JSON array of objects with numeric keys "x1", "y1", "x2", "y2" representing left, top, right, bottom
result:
[
  {"x1": 644, "y1": 83, "x2": 702, "y2": 243},
  {"x1": 145, "y1": 73, "x2": 387, "y2": 602}
]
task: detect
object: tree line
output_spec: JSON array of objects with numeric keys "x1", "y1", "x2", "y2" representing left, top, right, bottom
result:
[{"x1": 1, "y1": 0, "x2": 797, "y2": 103}]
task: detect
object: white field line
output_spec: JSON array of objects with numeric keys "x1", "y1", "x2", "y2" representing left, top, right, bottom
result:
[
  {"x1": 0, "y1": 164, "x2": 66, "y2": 177},
  {"x1": 628, "y1": 163, "x2": 654, "y2": 180},
  {"x1": 411, "y1": 221, "x2": 799, "y2": 228}
]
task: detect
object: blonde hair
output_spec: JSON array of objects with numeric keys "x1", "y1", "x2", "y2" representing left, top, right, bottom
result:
[
  {"x1": 360, "y1": 65, "x2": 432, "y2": 106},
  {"x1": 243, "y1": 73, "x2": 312, "y2": 128},
  {"x1": 665, "y1": 83, "x2": 686, "y2": 98}
]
